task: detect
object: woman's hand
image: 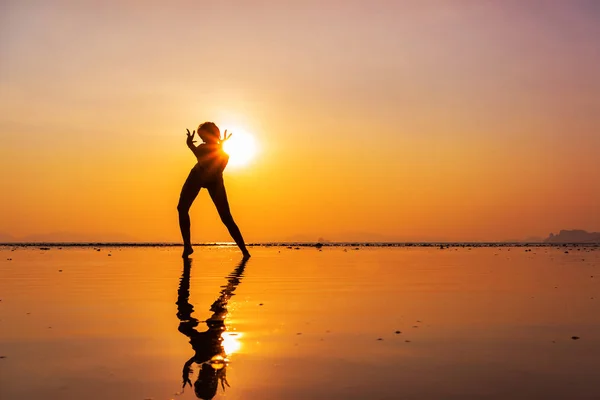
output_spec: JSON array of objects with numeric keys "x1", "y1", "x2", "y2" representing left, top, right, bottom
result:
[
  {"x1": 220, "y1": 129, "x2": 232, "y2": 144},
  {"x1": 186, "y1": 129, "x2": 196, "y2": 148}
]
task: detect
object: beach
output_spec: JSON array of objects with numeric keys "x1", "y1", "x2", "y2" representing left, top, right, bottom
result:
[{"x1": 1, "y1": 245, "x2": 599, "y2": 400}]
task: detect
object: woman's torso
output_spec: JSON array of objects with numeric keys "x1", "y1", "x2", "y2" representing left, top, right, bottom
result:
[{"x1": 192, "y1": 144, "x2": 227, "y2": 184}]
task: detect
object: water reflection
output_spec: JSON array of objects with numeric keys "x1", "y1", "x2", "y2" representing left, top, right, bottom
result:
[{"x1": 176, "y1": 257, "x2": 249, "y2": 399}]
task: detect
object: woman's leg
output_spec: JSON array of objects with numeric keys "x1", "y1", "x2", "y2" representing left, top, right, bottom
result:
[
  {"x1": 178, "y1": 169, "x2": 202, "y2": 257},
  {"x1": 207, "y1": 180, "x2": 250, "y2": 257}
]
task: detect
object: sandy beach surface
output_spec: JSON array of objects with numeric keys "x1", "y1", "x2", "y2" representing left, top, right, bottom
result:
[{"x1": 1, "y1": 245, "x2": 599, "y2": 400}]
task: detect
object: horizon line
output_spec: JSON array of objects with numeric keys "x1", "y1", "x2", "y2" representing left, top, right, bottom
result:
[{"x1": 1, "y1": 241, "x2": 599, "y2": 247}]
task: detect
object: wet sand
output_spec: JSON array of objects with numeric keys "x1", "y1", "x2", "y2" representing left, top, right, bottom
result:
[{"x1": 1, "y1": 245, "x2": 600, "y2": 400}]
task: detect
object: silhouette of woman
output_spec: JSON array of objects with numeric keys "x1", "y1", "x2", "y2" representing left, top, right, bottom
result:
[
  {"x1": 177, "y1": 122, "x2": 250, "y2": 258},
  {"x1": 176, "y1": 257, "x2": 249, "y2": 399}
]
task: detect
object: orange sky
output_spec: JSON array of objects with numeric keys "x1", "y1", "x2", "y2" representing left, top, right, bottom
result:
[{"x1": 1, "y1": 1, "x2": 599, "y2": 242}]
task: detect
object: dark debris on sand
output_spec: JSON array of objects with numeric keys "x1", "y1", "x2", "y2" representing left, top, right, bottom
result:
[{"x1": 3, "y1": 242, "x2": 600, "y2": 249}]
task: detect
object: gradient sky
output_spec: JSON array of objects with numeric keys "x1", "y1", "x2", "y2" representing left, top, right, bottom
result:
[{"x1": 1, "y1": 0, "x2": 599, "y2": 242}]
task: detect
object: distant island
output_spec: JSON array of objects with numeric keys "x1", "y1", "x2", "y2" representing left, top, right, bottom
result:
[{"x1": 544, "y1": 230, "x2": 600, "y2": 244}]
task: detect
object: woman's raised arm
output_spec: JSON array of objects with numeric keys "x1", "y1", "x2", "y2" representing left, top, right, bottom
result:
[{"x1": 186, "y1": 129, "x2": 197, "y2": 153}]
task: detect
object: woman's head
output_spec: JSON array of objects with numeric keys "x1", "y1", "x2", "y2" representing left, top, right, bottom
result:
[
  {"x1": 194, "y1": 363, "x2": 220, "y2": 399},
  {"x1": 198, "y1": 122, "x2": 221, "y2": 144}
]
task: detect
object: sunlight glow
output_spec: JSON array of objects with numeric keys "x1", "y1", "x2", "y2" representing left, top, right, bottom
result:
[
  {"x1": 221, "y1": 332, "x2": 242, "y2": 355},
  {"x1": 222, "y1": 128, "x2": 258, "y2": 168}
]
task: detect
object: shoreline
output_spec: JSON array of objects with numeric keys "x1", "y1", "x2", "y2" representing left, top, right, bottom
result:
[{"x1": 1, "y1": 241, "x2": 599, "y2": 248}]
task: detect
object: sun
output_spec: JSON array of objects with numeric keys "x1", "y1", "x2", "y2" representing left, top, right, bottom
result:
[{"x1": 222, "y1": 128, "x2": 258, "y2": 168}]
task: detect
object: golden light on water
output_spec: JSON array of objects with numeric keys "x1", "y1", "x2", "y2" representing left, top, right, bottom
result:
[
  {"x1": 222, "y1": 128, "x2": 258, "y2": 168},
  {"x1": 221, "y1": 332, "x2": 242, "y2": 355}
]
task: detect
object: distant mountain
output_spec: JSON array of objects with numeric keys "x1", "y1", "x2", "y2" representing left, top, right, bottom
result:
[{"x1": 544, "y1": 230, "x2": 600, "y2": 244}]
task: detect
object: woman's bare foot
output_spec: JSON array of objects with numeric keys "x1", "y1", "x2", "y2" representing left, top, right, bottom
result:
[{"x1": 182, "y1": 245, "x2": 194, "y2": 258}]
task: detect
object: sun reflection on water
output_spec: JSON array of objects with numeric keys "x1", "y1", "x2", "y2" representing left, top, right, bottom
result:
[{"x1": 221, "y1": 332, "x2": 243, "y2": 356}]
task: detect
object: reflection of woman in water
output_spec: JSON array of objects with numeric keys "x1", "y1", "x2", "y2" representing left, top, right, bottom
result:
[
  {"x1": 177, "y1": 122, "x2": 250, "y2": 258},
  {"x1": 176, "y1": 257, "x2": 248, "y2": 399}
]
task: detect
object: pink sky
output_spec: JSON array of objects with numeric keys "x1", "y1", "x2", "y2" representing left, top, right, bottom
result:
[{"x1": 1, "y1": 1, "x2": 599, "y2": 242}]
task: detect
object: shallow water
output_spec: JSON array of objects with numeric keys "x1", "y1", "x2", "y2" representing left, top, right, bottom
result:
[{"x1": 1, "y1": 246, "x2": 599, "y2": 400}]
